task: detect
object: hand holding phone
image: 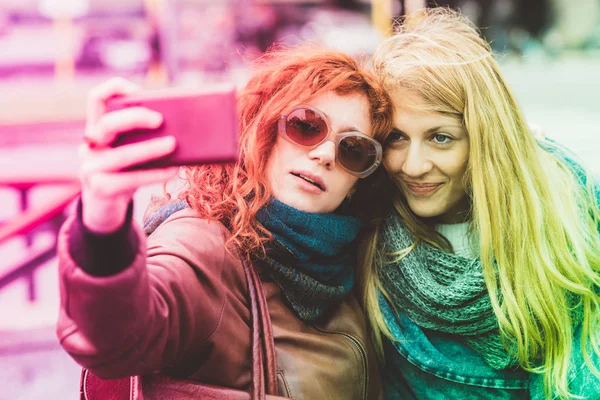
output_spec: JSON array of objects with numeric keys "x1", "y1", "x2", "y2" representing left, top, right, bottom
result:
[
  {"x1": 106, "y1": 84, "x2": 239, "y2": 170},
  {"x1": 80, "y1": 79, "x2": 240, "y2": 233}
]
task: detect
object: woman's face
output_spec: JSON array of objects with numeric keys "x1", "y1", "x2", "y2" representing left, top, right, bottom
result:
[
  {"x1": 265, "y1": 91, "x2": 372, "y2": 214},
  {"x1": 385, "y1": 90, "x2": 470, "y2": 224}
]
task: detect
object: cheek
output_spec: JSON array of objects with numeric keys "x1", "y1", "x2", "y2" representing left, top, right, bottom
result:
[
  {"x1": 436, "y1": 145, "x2": 468, "y2": 177},
  {"x1": 345, "y1": 176, "x2": 360, "y2": 193},
  {"x1": 267, "y1": 139, "x2": 294, "y2": 172},
  {"x1": 453, "y1": 144, "x2": 470, "y2": 181},
  {"x1": 265, "y1": 148, "x2": 279, "y2": 181},
  {"x1": 448, "y1": 155, "x2": 469, "y2": 184},
  {"x1": 329, "y1": 171, "x2": 359, "y2": 199},
  {"x1": 443, "y1": 160, "x2": 470, "y2": 200},
  {"x1": 265, "y1": 142, "x2": 289, "y2": 188},
  {"x1": 383, "y1": 150, "x2": 404, "y2": 174},
  {"x1": 457, "y1": 162, "x2": 469, "y2": 185}
]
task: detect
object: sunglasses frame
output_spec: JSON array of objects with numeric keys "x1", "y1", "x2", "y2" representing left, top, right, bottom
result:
[{"x1": 277, "y1": 104, "x2": 382, "y2": 178}]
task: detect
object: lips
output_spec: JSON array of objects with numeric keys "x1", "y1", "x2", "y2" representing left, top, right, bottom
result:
[
  {"x1": 291, "y1": 171, "x2": 326, "y2": 191},
  {"x1": 403, "y1": 181, "x2": 443, "y2": 196}
]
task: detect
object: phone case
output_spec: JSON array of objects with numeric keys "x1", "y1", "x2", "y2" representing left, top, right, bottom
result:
[{"x1": 106, "y1": 85, "x2": 238, "y2": 169}]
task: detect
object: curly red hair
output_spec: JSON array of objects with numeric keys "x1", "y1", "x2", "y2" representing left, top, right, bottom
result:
[{"x1": 179, "y1": 44, "x2": 393, "y2": 258}]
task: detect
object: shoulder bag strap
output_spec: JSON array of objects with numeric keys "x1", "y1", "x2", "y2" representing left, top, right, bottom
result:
[
  {"x1": 243, "y1": 259, "x2": 278, "y2": 396},
  {"x1": 242, "y1": 258, "x2": 266, "y2": 400}
]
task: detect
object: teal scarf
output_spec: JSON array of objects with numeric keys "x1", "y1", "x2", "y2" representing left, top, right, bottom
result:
[
  {"x1": 144, "y1": 198, "x2": 363, "y2": 322},
  {"x1": 379, "y1": 215, "x2": 513, "y2": 369},
  {"x1": 379, "y1": 139, "x2": 597, "y2": 370},
  {"x1": 256, "y1": 199, "x2": 363, "y2": 321}
]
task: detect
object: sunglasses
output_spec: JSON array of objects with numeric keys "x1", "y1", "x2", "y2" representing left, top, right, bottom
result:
[{"x1": 278, "y1": 105, "x2": 382, "y2": 178}]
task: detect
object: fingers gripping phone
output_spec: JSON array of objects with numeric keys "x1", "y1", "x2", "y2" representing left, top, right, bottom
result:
[{"x1": 106, "y1": 85, "x2": 239, "y2": 169}]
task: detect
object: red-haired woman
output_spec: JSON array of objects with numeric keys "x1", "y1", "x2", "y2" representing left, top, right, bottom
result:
[{"x1": 56, "y1": 46, "x2": 393, "y2": 399}]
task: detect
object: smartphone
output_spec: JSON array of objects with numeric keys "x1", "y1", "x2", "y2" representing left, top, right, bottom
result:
[{"x1": 106, "y1": 84, "x2": 238, "y2": 170}]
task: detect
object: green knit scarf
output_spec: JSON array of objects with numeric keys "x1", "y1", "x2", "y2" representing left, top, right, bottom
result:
[
  {"x1": 379, "y1": 139, "x2": 595, "y2": 370},
  {"x1": 379, "y1": 214, "x2": 516, "y2": 369}
]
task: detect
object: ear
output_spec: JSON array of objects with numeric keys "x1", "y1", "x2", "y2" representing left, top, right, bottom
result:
[{"x1": 347, "y1": 186, "x2": 357, "y2": 199}]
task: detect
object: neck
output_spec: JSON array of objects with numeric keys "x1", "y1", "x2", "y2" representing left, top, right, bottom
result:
[{"x1": 437, "y1": 197, "x2": 472, "y2": 224}]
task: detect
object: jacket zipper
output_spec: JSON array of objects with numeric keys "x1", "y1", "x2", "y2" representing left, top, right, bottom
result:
[{"x1": 315, "y1": 327, "x2": 368, "y2": 400}]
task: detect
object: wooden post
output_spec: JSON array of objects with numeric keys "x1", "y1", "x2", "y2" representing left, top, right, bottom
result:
[
  {"x1": 144, "y1": 0, "x2": 169, "y2": 87},
  {"x1": 371, "y1": 0, "x2": 393, "y2": 39},
  {"x1": 53, "y1": 17, "x2": 75, "y2": 82},
  {"x1": 404, "y1": 0, "x2": 427, "y2": 15}
]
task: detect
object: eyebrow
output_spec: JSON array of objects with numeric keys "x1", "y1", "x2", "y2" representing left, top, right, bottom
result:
[{"x1": 393, "y1": 125, "x2": 463, "y2": 135}]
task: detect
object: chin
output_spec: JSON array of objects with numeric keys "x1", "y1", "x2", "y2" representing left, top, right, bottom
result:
[
  {"x1": 407, "y1": 204, "x2": 443, "y2": 220},
  {"x1": 413, "y1": 211, "x2": 441, "y2": 219},
  {"x1": 281, "y1": 195, "x2": 341, "y2": 214},
  {"x1": 289, "y1": 202, "x2": 315, "y2": 213},
  {"x1": 276, "y1": 195, "x2": 316, "y2": 213}
]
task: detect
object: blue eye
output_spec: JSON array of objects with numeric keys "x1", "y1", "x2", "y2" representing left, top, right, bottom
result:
[{"x1": 432, "y1": 134, "x2": 453, "y2": 145}]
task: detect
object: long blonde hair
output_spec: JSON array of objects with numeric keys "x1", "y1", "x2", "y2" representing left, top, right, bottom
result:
[{"x1": 360, "y1": 8, "x2": 600, "y2": 399}]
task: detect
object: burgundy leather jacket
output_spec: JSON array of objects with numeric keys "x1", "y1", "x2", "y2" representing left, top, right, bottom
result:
[{"x1": 56, "y1": 208, "x2": 382, "y2": 399}]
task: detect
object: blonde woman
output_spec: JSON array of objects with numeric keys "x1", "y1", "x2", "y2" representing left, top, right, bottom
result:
[{"x1": 360, "y1": 8, "x2": 600, "y2": 400}]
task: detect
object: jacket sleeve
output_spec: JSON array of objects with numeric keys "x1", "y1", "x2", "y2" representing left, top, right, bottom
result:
[{"x1": 56, "y1": 209, "x2": 232, "y2": 379}]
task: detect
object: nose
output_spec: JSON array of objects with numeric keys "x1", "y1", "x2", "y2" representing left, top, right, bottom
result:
[
  {"x1": 308, "y1": 140, "x2": 336, "y2": 169},
  {"x1": 402, "y1": 143, "x2": 433, "y2": 177}
]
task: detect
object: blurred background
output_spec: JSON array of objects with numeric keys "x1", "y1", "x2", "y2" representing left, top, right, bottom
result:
[{"x1": 0, "y1": 0, "x2": 598, "y2": 398}]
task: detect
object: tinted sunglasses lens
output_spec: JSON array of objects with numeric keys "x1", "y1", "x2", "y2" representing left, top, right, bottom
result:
[
  {"x1": 338, "y1": 136, "x2": 378, "y2": 173},
  {"x1": 285, "y1": 108, "x2": 328, "y2": 146}
]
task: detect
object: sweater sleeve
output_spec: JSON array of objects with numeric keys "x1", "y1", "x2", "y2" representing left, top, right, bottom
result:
[
  {"x1": 68, "y1": 198, "x2": 137, "y2": 277},
  {"x1": 56, "y1": 209, "x2": 233, "y2": 379}
]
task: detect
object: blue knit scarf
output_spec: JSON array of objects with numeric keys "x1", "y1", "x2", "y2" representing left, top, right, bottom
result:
[
  {"x1": 255, "y1": 199, "x2": 363, "y2": 321},
  {"x1": 144, "y1": 198, "x2": 363, "y2": 322}
]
